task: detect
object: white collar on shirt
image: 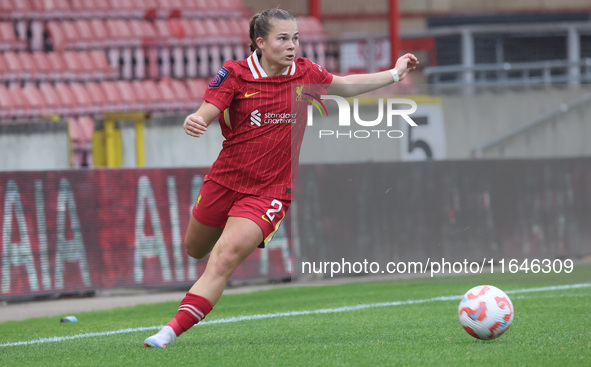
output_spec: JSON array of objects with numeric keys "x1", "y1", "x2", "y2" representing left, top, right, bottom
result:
[{"x1": 247, "y1": 51, "x2": 296, "y2": 79}]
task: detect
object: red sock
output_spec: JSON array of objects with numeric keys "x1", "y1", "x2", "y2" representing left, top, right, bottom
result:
[{"x1": 167, "y1": 293, "x2": 213, "y2": 336}]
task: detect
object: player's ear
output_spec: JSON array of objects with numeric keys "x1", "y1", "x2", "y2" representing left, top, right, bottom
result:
[{"x1": 256, "y1": 36, "x2": 265, "y2": 51}]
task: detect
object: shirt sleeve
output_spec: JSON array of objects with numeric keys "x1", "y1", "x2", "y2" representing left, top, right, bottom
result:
[
  {"x1": 202, "y1": 61, "x2": 237, "y2": 112},
  {"x1": 302, "y1": 58, "x2": 333, "y2": 95},
  {"x1": 318, "y1": 64, "x2": 334, "y2": 85},
  {"x1": 308, "y1": 58, "x2": 333, "y2": 85}
]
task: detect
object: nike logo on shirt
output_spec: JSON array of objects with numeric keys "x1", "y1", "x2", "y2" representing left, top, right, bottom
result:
[{"x1": 244, "y1": 91, "x2": 261, "y2": 98}]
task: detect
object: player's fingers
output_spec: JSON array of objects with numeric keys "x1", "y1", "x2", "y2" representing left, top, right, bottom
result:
[
  {"x1": 186, "y1": 123, "x2": 207, "y2": 136},
  {"x1": 187, "y1": 114, "x2": 204, "y2": 125},
  {"x1": 184, "y1": 116, "x2": 207, "y2": 137}
]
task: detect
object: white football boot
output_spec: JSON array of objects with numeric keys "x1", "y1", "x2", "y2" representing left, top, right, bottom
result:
[{"x1": 144, "y1": 326, "x2": 177, "y2": 348}]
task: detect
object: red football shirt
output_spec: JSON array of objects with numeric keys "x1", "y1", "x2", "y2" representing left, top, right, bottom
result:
[{"x1": 202, "y1": 52, "x2": 333, "y2": 200}]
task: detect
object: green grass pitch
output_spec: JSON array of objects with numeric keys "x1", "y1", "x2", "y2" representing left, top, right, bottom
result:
[{"x1": 1, "y1": 265, "x2": 590, "y2": 366}]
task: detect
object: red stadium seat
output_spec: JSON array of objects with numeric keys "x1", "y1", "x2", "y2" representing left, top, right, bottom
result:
[
  {"x1": 45, "y1": 52, "x2": 68, "y2": 81},
  {"x1": 2, "y1": 0, "x2": 35, "y2": 20},
  {"x1": 130, "y1": 20, "x2": 158, "y2": 46},
  {"x1": 89, "y1": 50, "x2": 117, "y2": 79},
  {"x1": 62, "y1": 51, "x2": 85, "y2": 81},
  {"x1": 109, "y1": 0, "x2": 136, "y2": 19},
  {"x1": 129, "y1": 80, "x2": 148, "y2": 111},
  {"x1": 53, "y1": 83, "x2": 77, "y2": 115},
  {"x1": 69, "y1": 0, "x2": 92, "y2": 18},
  {"x1": 153, "y1": 19, "x2": 173, "y2": 46},
  {"x1": 126, "y1": 20, "x2": 157, "y2": 79},
  {"x1": 0, "y1": 84, "x2": 17, "y2": 119},
  {"x1": 77, "y1": 115, "x2": 95, "y2": 142},
  {"x1": 1, "y1": 51, "x2": 44, "y2": 82},
  {"x1": 104, "y1": 20, "x2": 137, "y2": 79},
  {"x1": 70, "y1": 0, "x2": 109, "y2": 19},
  {"x1": 73, "y1": 19, "x2": 96, "y2": 49},
  {"x1": 88, "y1": 19, "x2": 109, "y2": 48},
  {"x1": 215, "y1": 19, "x2": 240, "y2": 61},
  {"x1": 134, "y1": 79, "x2": 164, "y2": 111},
  {"x1": 297, "y1": 17, "x2": 328, "y2": 65},
  {"x1": 2, "y1": 51, "x2": 24, "y2": 81},
  {"x1": 201, "y1": 20, "x2": 223, "y2": 75},
  {"x1": 106, "y1": 19, "x2": 140, "y2": 47},
  {"x1": 226, "y1": 18, "x2": 250, "y2": 59},
  {"x1": 62, "y1": 20, "x2": 84, "y2": 50},
  {"x1": 68, "y1": 82, "x2": 94, "y2": 115},
  {"x1": 16, "y1": 52, "x2": 37, "y2": 81},
  {"x1": 185, "y1": 78, "x2": 207, "y2": 103},
  {"x1": 8, "y1": 85, "x2": 31, "y2": 118},
  {"x1": 168, "y1": 78, "x2": 193, "y2": 110},
  {"x1": 157, "y1": 79, "x2": 181, "y2": 110},
  {"x1": 99, "y1": 81, "x2": 124, "y2": 111},
  {"x1": 167, "y1": 18, "x2": 185, "y2": 46},
  {"x1": 31, "y1": 51, "x2": 51, "y2": 81},
  {"x1": 83, "y1": 81, "x2": 108, "y2": 113},
  {"x1": 0, "y1": 21, "x2": 26, "y2": 51},
  {"x1": 184, "y1": 0, "x2": 223, "y2": 18},
  {"x1": 77, "y1": 51, "x2": 103, "y2": 80},
  {"x1": 68, "y1": 115, "x2": 95, "y2": 168},
  {"x1": 178, "y1": 19, "x2": 201, "y2": 47},
  {"x1": 0, "y1": 53, "x2": 8, "y2": 82},
  {"x1": 137, "y1": 0, "x2": 159, "y2": 19},
  {"x1": 155, "y1": 0, "x2": 184, "y2": 18},
  {"x1": 168, "y1": 19, "x2": 186, "y2": 78},
  {"x1": 30, "y1": 0, "x2": 70, "y2": 19},
  {"x1": 183, "y1": 78, "x2": 208, "y2": 102},
  {"x1": 0, "y1": 0, "x2": 13, "y2": 15},
  {"x1": 45, "y1": 21, "x2": 66, "y2": 51},
  {"x1": 181, "y1": 0, "x2": 207, "y2": 15},
  {"x1": 217, "y1": 0, "x2": 248, "y2": 18},
  {"x1": 21, "y1": 84, "x2": 46, "y2": 117},
  {"x1": 113, "y1": 80, "x2": 140, "y2": 111},
  {"x1": 38, "y1": 82, "x2": 66, "y2": 115},
  {"x1": 183, "y1": 20, "x2": 210, "y2": 76},
  {"x1": 67, "y1": 116, "x2": 85, "y2": 166}
]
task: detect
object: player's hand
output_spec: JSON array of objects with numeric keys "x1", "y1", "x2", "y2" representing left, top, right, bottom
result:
[
  {"x1": 183, "y1": 113, "x2": 208, "y2": 138},
  {"x1": 395, "y1": 53, "x2": 419, "y2": 81}
]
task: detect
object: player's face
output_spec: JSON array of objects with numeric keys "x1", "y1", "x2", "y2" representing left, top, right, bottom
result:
[{"x1": 258, "y1": 19, "x2": 299, "y2": 72}]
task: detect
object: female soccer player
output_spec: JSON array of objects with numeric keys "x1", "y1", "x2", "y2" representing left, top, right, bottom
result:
[{"x1": 144, "y1": 8, "x2": 418, "y2": 348}]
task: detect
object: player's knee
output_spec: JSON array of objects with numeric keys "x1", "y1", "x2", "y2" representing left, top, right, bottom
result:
[
  {"x1": 209, "y1": 249, "x2": 240, "y2": 278},
  {"x1": 185, "y1": 240, "x2": 209, "y2": 259}
]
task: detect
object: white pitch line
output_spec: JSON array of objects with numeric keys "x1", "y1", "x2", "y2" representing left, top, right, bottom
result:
[{"x1": 1, "y1": 283, "x2": 589, "y2": 348}]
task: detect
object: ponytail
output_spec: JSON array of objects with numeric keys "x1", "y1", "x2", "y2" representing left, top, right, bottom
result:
[{"x1": 248, "y1": 8, "x2": 296, "y2": 53}]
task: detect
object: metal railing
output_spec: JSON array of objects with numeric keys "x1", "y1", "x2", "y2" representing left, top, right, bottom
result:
[
  {"x1": 326, "y1": 20, "x2": 591, "y2": 88},
  {"x1": 424, "y1": 59, "x2": 591, "y2": 86}
]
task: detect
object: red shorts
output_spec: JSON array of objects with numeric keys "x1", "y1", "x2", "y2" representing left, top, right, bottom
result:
[{"x1": 191, "y1": 177, "x2": 290, "y2": 248}]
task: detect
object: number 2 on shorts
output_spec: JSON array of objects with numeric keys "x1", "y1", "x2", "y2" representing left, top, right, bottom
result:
[{"x1": 265, "y1": 199, "x2": 283, "y2": 222}]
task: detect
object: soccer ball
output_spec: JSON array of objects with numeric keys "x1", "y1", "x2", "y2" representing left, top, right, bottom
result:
[{"x1": 458, "y1": 285, "x2": 514, "y2": 340}]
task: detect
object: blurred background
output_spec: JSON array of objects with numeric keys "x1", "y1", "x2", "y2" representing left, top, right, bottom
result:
[{"x1": 0, "y1": 0, "x2": 590, "y2": 301}]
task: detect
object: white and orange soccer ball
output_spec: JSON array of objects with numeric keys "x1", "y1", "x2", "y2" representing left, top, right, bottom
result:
[{"x1": 458, "y1": 285, "x2": 514, "y2": 340}]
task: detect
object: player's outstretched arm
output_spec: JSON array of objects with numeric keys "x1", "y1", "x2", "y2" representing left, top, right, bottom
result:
[
  {"x1": 183, "y1": 101, "x2": 222, "y2": 138},
  {"x1": 327, "y1": 53, "x2": 419, "y2": 97}
]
